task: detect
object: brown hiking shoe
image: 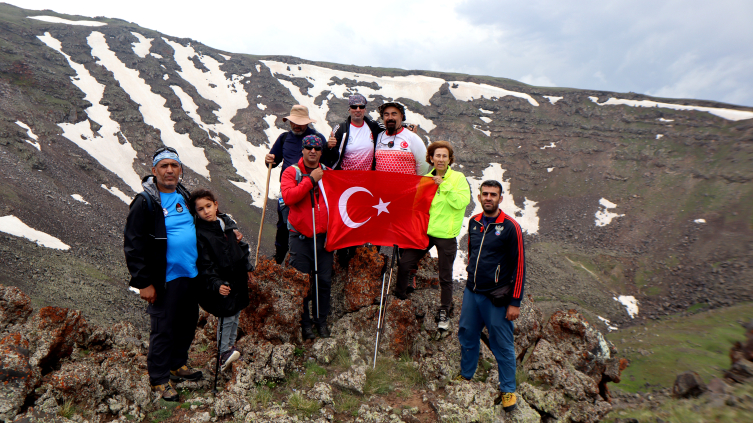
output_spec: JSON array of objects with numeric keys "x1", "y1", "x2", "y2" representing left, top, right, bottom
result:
[
  {"x1": 494, "y1": 392, "x2": 517, "y2": 412},
  {"x1": 152, "y1": 383, "x2": 179, "y2": 402},
  {"x1": 453, "y1": 374, "x2": 470, "y2": 382},
  {"x1": 170, "y1": 365, "x2": 203, "y2": 382}
]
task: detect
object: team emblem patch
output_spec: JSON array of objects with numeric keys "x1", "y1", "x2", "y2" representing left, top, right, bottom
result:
[
  {"x1": 495, "y1": 225, "x2": 503, "y2": 236},
  {"x1": 400, "y1": 141, "x2": 409, "y2": 149},
  {"x1": 176, "y1": 203, "x2": 184, "y2": 213}
]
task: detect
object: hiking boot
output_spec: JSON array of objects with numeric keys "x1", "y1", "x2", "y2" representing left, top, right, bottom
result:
[
  {"x1": 170, "y1": 365, "x2": 203, "y2": 382},
  {"x1": 495, "y1": 392, "x2": 517, "y2": 412},
  {"x1": 152, "y1": 383, "x2": 179, "y2": 402},
  {"x1": 453, "y1": 374, "x2": 470, "y2": 382},
  {"x1": 302, "y1": 326, "x2": 315, "y2": 340},
  {"x1": 316, "y1": 324, "x2": 331, "y2": 338},
  {"x1": 437, "y1": 309, "x2": 450, "y2": 331},
  {"x1": 220, "y1": 348, "x2": 241, "y2": 372}
]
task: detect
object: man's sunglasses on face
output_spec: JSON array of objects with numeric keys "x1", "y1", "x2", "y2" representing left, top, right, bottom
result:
[
  {"x1": 152, "y1": 146, "x2": 178, "y2": 159},
  {"x1": 350, "y1": 105, "x2": 366, "y2": 110},
  {"x1": 304, "y1": 146, "x2": 322, "y2": 151}
]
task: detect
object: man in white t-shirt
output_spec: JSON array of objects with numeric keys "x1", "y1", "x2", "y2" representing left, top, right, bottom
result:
[
  {"x1": 375, "y1": 102, "x2": 430, "y2": 176},
  {"x1": 324, "y1": 94, "x2": 384, "y2": 171}
]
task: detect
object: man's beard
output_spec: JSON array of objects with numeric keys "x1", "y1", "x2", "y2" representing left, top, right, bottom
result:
[
  {"x1": 292, "y1": 128, "x2": 305, "y2": 136},
  {"x1": 385, "y1": 120, "x2": 399, "y2": 134}
]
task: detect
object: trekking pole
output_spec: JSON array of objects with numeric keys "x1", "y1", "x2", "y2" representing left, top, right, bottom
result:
[
  {"x1": 309, "y1": 190, "x2": 319, "y2": 320},
  {"x1": 212, "y1": 315, "x2": 224, "y2": 394},
  {"x1": 373, "y1": 244, "x2": 398, "y2": 368},
  {"x1": 255, "y1": 163, "x2": 273, "y2": 268},
  {"x1": 212, "y1": 282, "x2": 230, "y2": 394}
]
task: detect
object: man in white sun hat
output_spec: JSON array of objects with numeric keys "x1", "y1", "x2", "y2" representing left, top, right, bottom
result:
[{"x1": 265, "y1": 105, "x2": 327, "y2": 264}]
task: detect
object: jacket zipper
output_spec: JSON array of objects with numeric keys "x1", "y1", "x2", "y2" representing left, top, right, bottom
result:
[{"x1": 473, "y1": 224, "x2": 490, "y2": 291}]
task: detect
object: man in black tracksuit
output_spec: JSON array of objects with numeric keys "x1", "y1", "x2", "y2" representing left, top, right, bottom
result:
[
  {"x1": 265, "y1": 105, "x2": 326, "y2": 264},
  {"x1": 457, "y1": 180, "x2": 526, "y2": 413}
]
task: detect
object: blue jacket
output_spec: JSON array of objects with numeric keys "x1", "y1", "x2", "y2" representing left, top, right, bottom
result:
[
  {"x1": 269, "y1": 127, "x2": 326, "y2": 180},
  {"x1": 466, "y1": 211, "x2": 526, "y2": 307}
]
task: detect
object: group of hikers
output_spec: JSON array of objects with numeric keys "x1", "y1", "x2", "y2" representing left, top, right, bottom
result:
[{"x1": 123, "y1": 95, "x2": 526, "y2": 412}]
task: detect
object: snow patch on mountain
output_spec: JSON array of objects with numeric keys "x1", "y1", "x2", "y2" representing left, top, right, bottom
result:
[
  {"x1": 261, "y1": 60, "x2": 443, "y2": 136},
  {"x1": 130, "y1": 32, "x2": 153, "y2": 58},
  {"x1": 86, "y1": 32, "x2": 211, "y2": 179},
  {"x1": 165, "y1": 39, "x2": 279, "y2": 207},
  {"x1": 479, "y1": 108, "x2": 494, "y2": 114},
  {"x1": 656, "y1": 134, "x2": 664, "y2": 139},
  {"x1": 0, "y1": 215, "x2": 70, "y2": 250},
  {"x1": 589, "y1": 97, "x2": 753, "y2": 121},
  {"x1": 15, "y1": 121, "x2": 40, "y2": 151},
  {"x1": 37, "y1": 32, "x2": 142, "y2": 193},
  {"x1": 473, "y1": 125, "x2": 491, "y2": 137},
  {"x1": 29, "y1": 16, "x2": 106, "y2": 27},
  {"x1": 71, "y1": 194, "x2": 89, "y2": 205},
  {"x1": 595, "y1": 198, "x2": 624, "y2": 227},
  {"x1": 543, "y1": 96, "x2": 563, "y2": 104},
  {"x1": 540, "y1": 142, "x2": 556, "y2": 149},
  {"x1": 615, "y1": 295, "x2": 639, "y2": 318},
  {"x1": 449, "y1": 81, "x2": 539, "y2": 106},
  {"x1": 101, "y1": 185, "x2": 131, "y2": 204},
  {"x1": 694, "y1": 218, "x2": 706, "y2": 224},
  {"x1": 479, "y1": 116, "x2": 492, "y2": 124}
]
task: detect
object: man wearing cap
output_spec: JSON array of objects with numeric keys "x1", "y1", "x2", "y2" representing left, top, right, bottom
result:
[
  {"x1": 281, "y1": 135, "x2": 333, "y2": 340},
  {"x1": 124, "y1": 148, "x2": 204, "y2": 402},
  {"x1": 375, "y1": 102, "x2": 430, "y2": 176},
  {"x1": 323, "y1": 94, "x2": 383, "y2": 171},
  {"x1": 265, "y1": 105, "x2": 327, "y2": 264}
]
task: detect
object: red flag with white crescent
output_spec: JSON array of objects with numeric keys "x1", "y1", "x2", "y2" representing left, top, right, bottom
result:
[{"x1": 322, "y1": 170, "x2": 438, "y2": 251}]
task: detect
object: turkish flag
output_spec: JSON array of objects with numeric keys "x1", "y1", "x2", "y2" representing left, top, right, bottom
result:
[{"x1": 322, "y1": 170, "x2": 438, "y2": 251}]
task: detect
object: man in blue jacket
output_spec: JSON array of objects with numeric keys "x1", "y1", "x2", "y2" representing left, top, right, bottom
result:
[
  {"x1": 457, "y1": 180, "x2": 526, "y2": 413},
  {"x1": 265, "y1": 105, "x2": 326, "y2": 264}
]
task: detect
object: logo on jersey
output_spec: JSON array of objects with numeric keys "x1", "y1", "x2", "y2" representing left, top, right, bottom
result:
[
  {"x1": 495, "y1": 225, "x2": 503, "y2": 236},
  {"x1": 176, "y1": 203, "x2": 184, "y2": 213},
  {"x1": 400, "y1": 141, "x2": 409, "y2": 149}
]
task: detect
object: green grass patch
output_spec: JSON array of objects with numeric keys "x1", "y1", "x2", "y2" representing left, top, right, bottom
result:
[
  {"x1": 607, "y1": 303, "x2": 751, "y2": 392},
  {"x1": 364, "y1": 358, "x2": 396, "y2": 395},
  {"x1": 288, "y1": 392, "x2": 320, "y2": 419},
  {"x1": 332, "y1": 346, "x2": 353, "y2": 369},
  {"x1": 333, "y1": 391, "x2": 360, "y2": 416},
  {"x1": 606, "y1": 382, "x2": 753, "y2": 422},
  {"x1": 248, "y1": 385, "x2": 273, "y2": 409}
]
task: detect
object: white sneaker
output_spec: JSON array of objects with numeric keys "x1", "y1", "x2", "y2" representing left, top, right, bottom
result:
[
  {"x1": 220, "y1": 349, "x2": 241, "y2": 372},
  {"x1": 438, "y1": 309, "x2": 450, "y2": 331}
]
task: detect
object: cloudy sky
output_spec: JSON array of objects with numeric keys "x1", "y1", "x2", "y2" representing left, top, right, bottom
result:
[{"x1": 8, "y1": 0, "x2": 753, "y2": 106}]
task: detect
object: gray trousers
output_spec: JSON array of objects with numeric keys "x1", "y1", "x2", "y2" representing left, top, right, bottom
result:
[{"x1": 217, "y1": 311, "x2": 240, "y2": 354}]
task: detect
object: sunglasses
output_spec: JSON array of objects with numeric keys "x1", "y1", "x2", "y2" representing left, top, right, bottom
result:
[
  {"x1": 350, "y1": 105, "x2": 366, "y2": 110},
  {"x1": 152, "y1": 146, "x2": 178, "y2": 159},
  {"x1": 303, "y1": 146, "x2": 322, "y2": 151}
]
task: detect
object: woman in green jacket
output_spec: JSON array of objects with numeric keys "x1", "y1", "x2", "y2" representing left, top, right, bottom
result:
[{"x1": 394, "y1": 140, "x2": 471, "y2": 330}]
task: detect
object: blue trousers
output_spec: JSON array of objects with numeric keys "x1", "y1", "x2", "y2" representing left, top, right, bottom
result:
[{"x1": 457, "y1": 287, "x2": 516, "y2": 392}]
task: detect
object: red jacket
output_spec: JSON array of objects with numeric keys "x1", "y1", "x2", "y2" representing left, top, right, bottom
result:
[{"x1": 281, "y1": 158, "x2": 329, "y2": 237}]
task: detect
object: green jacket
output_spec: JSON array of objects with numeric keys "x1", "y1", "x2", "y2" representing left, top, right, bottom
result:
[{"x1": 425, "y1": 166, "x2": 471, "y2": 239}]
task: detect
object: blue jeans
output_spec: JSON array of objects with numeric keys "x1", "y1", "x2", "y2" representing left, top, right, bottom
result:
[{"x1": 457, "y1": 287, "x2": 516, "y2": 392}]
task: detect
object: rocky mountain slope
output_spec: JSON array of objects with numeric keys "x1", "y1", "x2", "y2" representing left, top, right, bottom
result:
[{"x1": 1, "y1": 3, "x2": 752, "y2": 336}]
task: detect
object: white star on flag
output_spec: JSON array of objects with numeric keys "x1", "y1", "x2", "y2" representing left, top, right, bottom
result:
[{"x1": 372, "y1": 198, "x2": 390, "y2": 215}]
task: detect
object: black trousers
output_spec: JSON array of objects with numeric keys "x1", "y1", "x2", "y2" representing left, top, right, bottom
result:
[
  {"x1": 395, "y1": 236, "x2": 458, "y2": 311},
  {"x1": 289, "y1": 233, "x2": 333, "y2": 329},
  {"x1": 275, "y1": 203, "x2": 290, "y2": 264},
  {"x1": 146, "y1": 277, "x2": 199, "y2": 385}
]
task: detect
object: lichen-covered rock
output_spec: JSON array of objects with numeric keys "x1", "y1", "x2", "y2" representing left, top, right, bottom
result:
[
  {"x1": 414, "y1": 255, "x2": 439, "y2": 289},
  {"x1": 306, "y1": 382, "x2": 334, "y2": 406},
  {"x1": 0, "y1": 285, "x2": 33, "y2": 334},
  {"x1": 417, "y1": 352, "x2": 458, "y2": 386},
  {"x1": 0, "y1": 333, "x2": 40, "y2": 422},
  {"x1": 672, "y1": 371, "x2": 706, "y2": 398},
  {"x1": 11, "y1": 410, "x2": 75, "y2": 422},
  {"x1": 87, "y1": 321, "x2": 146, "y2": 355},
  {"x1": 519, "y1": 382, "x2": 567, "y2": 418},
  {"x1": 514, "y1": 296, "x2": 543, "y2": 361},
  {"x1": 525, "y1": 338, "x2": 599, "y2": 401},
  {"x1": 444, "y1": 381, "x2": 497, "y2": 408},
  {"x1": 331, "y1": 364, "x2": 367, "y2": 394},
  {"x1": 505, "y1": 395, "x2": 542, "y2": 423},
  {"x1": 312, "y1": 338, "x2": 338, "y2": 364},
  {"x1": 429, "y1": 397, "x2": 496, "y2": 423},
  {"x1": 25, "y1": 307, "x2": 90, "y2": 370},
  {"x1": 240, "y1": 258, "x2": 309, "y2": 344}
]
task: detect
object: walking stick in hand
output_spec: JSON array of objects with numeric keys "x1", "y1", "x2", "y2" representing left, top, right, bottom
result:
[
  {"x1": 255, "y1": 163, "x2": 273, "y2": 268},
  {"x1": 310, "y1": 189, "x2": 320, "y2": 320},
  {"x1": 373, "y1": 245, "x2": 399, "y2": 368}
]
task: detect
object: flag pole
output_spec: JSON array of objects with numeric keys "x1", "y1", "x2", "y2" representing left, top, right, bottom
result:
[
  {"x1": 373, "y1": 244, "x2": 398, "y2": 368},
  {"x1": 255, "y1": 163, "x2": 273, "y2": 268}
]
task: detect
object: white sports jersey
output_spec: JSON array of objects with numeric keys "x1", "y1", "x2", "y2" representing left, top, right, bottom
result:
[
  {"x1": 375, "y1": 128, "x2": 429, "y2": 175},
  {"x1": 340, "y1": 122, "x2": 374, "y2": 171}
]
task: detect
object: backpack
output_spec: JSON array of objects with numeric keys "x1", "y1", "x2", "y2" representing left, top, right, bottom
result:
[{"x1": 279, "y1": 163, "x2": 328, "y2": 230}]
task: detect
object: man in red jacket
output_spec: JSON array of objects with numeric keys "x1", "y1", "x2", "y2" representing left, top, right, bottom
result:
[{"x1": 281, "y1": 134, "x2": 333, "y2": 340}]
